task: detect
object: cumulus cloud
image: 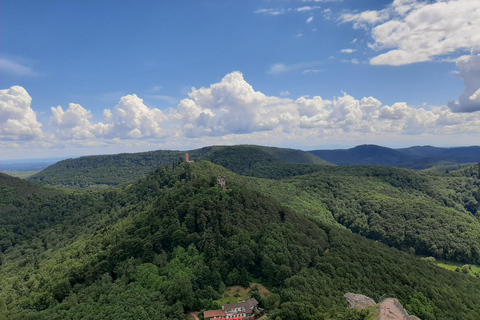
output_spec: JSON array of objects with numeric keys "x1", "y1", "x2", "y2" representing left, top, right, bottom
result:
[
  {"x1": 105, "y1": 94, "x2": 168, "y2": 139},
  {"x1": 49, "y1": 94, "x2": 169, "y2": 140},
  {"x1": 176, "y1": 72, "x2": 293, "y2": 137},
  {"x1": 50, "y1": 104, "x2": 109, "y2": 139},
  {"x1": 173, "y1": 72, "x2": 480, "y2": 140},
  {"x1": 295, "y1": 92, "x2": 480, "y2": 137},
  {"x1": 342, "y1": 0, "x2": 480, "y2": 66},
  {"x1": 4, "y1": 72, "x2": 480, "y2": 158},
  {"x1": 448, "y1": 52, "x2": 480, "y2": 112},
  {"x1": 0, "y1": 86, "x2": 44, "y2": 140}
]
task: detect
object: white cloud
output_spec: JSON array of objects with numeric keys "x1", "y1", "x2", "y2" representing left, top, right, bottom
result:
[
  {"x1": 268, "y1": 62, "x2": 320, "y2": 74},
  {"x1": 4, "y1": 72, "x2": 480, "y2": 158},
  {"x1": 297, "y1": 6, "x2": 321, "y2": 12},
  {"x1": 306, "y1": 16, "x2": 314, "y2": 23},
  {"x1": 342, "y1": 58, "x2": 360, "y2": 64},
  {"x1": 0, "y1": 86, "x2": 44, "y2": 140},
  {"x1": 50, "y1": 94, "x2": 169, "y2": 140},
  {"x1": 341, "y1": 48, "x2": 356, "y2": 54},
  {"x1": 104, "y1": 94, "x2": 168, "y2": 139},
  {"x1": 470, "y1": 88, "x2": 480, "y2": 102},
  {"x1": 254, "y1": 8, "x2": 285, "y2": 15},
  {"x1": 50, "y1": 103, "x2": 109, "y2": 140},
  {"x1": 342, "y1": 10, "x2": 388, "y2": 29},
  {"x1": 342, "y1": 0, "x2": 480, "y2": 66},
  {"x1": 176, "y1": 72, "x2": 293, "y2": 137},
  {"x1": 1, "y1": 58, "x2": 39, "y2": 77},
  {"x1": 268, "y1": 63, "x2": 289, "y2": 74},
  {"x1": 173, "y1": 73, "x2": 480, "y2": 140},
  {"x1": 448, "y1": 52, "x2": 480, "y2": 112}
]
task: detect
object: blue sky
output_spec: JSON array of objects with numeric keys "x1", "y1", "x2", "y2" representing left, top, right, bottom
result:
[{"x1": 1, "y1": 0, "x2": 480, "y2": 160}]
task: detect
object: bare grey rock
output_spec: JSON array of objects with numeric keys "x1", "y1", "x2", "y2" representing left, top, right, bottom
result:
[
  {"x1": 380, "y1": 298, "x2": 422, "y2": 320},
  {"x1": 344, "y1": 293, "x2": 376, "y2": 310}
]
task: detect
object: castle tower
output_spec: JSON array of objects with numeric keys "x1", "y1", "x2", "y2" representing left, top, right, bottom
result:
[{"x1": 185, "y1": 153, "x2": 194, "y2": 163}]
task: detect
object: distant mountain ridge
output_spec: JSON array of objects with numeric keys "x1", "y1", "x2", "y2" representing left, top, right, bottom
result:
[
  {"x1": 28, "y1": 145, "x2": 332, "y2": 188},
  {"x1": 309, "y1": 144, "x2": 480, "y2": 169}
]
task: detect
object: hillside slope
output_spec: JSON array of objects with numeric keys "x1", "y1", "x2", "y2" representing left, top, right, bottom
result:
[
  {"x1": 2, "y1": 163, "x2": 480, "y2": 319},
  {"x1": 27, "y1": 149, "x2": 186, "y2": 188},
  {"x1": 28, "y1": 145, "x2": 331, "y2": 189},
  {"x1": 256, "y1": 164, "x2": 480, "y2": 264}
]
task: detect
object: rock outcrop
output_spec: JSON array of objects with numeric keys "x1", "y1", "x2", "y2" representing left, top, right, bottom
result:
[
  {"x1": 344, "y1": 293, "x2": 376, "y2": 309},
  {"x1": 344, "y1": 294, "x2": 422, "y2": 320},
  {"x1": 380, "y1": 298, "x2": 421, "y2": 320}
]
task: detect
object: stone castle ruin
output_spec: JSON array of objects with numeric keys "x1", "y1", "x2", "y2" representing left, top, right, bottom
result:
[{"x1": 217, "y1": 176, "x2": 226, "y2": 190}]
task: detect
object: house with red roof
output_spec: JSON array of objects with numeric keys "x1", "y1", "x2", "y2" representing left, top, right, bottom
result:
[
  {"x1": 204, "y1": 298, "x2": 259, "y2": 320},
  {"x1": 204, "y1": 309, "x2": 226, "y2": 320}
]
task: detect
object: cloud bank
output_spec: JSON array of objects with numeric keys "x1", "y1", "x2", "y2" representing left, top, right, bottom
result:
[
  {"x1": 2, "y1": 71, "x2": 480, "y2": 157},
  {"x1": 0, "y1": 86, "x2": 43, "y2": 140},
  {"x1": 342, "y1": 0, "x2": 480, "y2": 66},
  {"x1": 448, "y1": 52, "x2": 480, "y2": 112}
]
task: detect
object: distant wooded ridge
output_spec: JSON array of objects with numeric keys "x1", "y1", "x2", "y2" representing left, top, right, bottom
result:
[
  {"x1": 3, "y1": 144, "x2": 480, "y2": 173},
  {"x1": 309, "y1": 144, "x2": 480, "y2": 169}
]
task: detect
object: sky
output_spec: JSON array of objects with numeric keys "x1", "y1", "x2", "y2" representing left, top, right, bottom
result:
[{"x1": 1, "y1": 0, "x2": 480, "y2": 160}]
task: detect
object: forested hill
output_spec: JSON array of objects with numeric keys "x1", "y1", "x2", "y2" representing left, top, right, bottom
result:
[
  {"x1": 259, "y1": 164, "x2": 480, "y2": 264},
  {"x1": 27, "y1": 145, "x2": 332, "y2": 189},
  {"x1": 27, "y1": 149, "x2": 186, "y2": 188},
  {"x1": 309, "y1": 144, "x2": 480, "y2": 169},
  {"x1": 2, "y1": 161, "x2": 480, "y2": 319}
]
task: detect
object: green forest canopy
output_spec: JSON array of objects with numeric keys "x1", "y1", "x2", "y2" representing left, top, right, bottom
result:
[{"x1": 2, "y1": 150, "x2": 480, "y2": 319}]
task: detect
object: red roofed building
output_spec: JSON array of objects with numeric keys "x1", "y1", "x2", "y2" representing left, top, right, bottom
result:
[
  {"x1": 204, "y1": 298, "x2": 259, "y2": 320},
  {"x1": 204, "y1": 309, "x2": 226, "y2": 320},
  {"x1": 223, "y1": 298, "x2": 259, "y2": 320}
]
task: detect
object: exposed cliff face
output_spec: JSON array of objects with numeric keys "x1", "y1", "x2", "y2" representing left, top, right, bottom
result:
[
  {"x1": 344, "y1": 293, "x2": 376, "y2": 309},
  {"x1": 344, "y1": 294, "x2": 421, "y2": 320},
  {"x1": 379, "y1": 298, "x2": 420, "y2": 320}
]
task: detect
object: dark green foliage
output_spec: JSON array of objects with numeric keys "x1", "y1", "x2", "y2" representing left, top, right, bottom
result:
[
  {"x1": 2, "y1": 161, "x2": 480, "y2": 319},
  {"x1": 28, "y1": 150, "x2": 186, "y2": 189},
  {"x1": 274, "y1": 164, "x2": 480, "y2": 263},
  {"x1": 27, "y1": 145, "x2": 331, "y2": 189}
]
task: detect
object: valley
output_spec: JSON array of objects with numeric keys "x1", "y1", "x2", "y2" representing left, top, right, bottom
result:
[{"x1": 1, "y1": 145, "x2": 480, "y2": 319}]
